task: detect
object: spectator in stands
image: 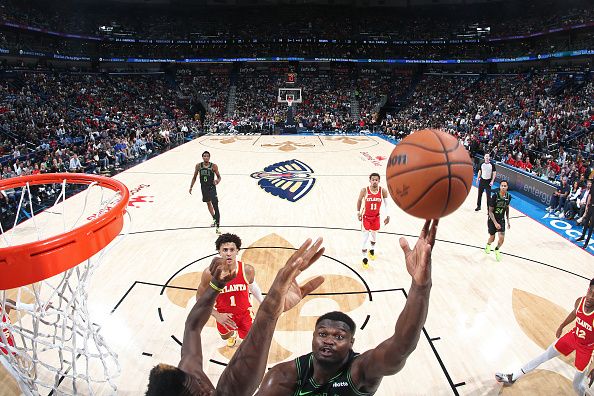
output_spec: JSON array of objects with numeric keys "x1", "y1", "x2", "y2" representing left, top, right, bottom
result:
[
  {"x1": 563, "y1": 180, "x2": 584, "y2": 220},
  {"x1": 69, "y1": 153, "x2": 83, "y2": 172},
  {"x1": 532, "y1": 159, "x2": 544, "y2": 177},
  {"x1": 547, "y1": 176, "x2": 570, "y2": 215},
  {"x1": 577, "y1": 180, "x2": 593, "y2": 225}
]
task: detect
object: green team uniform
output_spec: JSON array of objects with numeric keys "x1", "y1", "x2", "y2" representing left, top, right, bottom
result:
[
  {"x1": 293, "y1": 351, "x2": 373, "y2": 396},
  {"x1": 488, "y1": 190, "x2": 511, "y2": 235},
  {"x1": 199, "y1": 162, "x2": 217, "y2": 203}
]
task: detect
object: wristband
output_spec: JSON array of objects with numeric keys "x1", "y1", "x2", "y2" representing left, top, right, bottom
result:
[{"x1": 209, "y1": 281, "x2": 224, "y2": 292}]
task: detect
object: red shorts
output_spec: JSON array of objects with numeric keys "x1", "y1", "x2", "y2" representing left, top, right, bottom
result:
[
  {"x1": 362, "y1": 215, "x2": 380, "y2": 231},
  {"x1": 216, "y1": 309, "x2": 254, "y2": 339},
  {"x1": 554, "y1": 331, "x2": 594, "y2": 371}
]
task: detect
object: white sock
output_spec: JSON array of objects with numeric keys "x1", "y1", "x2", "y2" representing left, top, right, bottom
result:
[
  {"x1": 572, "y1": 370, "x2": 587, "y2": 395},
  {"x1": 514, "y1": 344, "x2": 560, "y2": 380}
]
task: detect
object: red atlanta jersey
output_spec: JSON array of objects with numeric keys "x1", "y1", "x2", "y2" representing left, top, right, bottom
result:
[
  {"x1": 362, "y1": 187, "x2": 382, "y2": 218},
  {"x1": 573, "y1": 297, "x2": 594, "y2": 347},
  {"x1": 214, "y1": 261, "x2": 251, "y2": 314}
]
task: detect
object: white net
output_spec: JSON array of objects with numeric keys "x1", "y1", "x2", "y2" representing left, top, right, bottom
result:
[{"x1": 0, "y1": 177, "x2": 128, "y2": 395}]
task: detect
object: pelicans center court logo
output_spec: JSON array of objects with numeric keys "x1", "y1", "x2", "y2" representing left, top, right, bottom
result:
[{"x1": 250, "y1": 159, "x2": 315, "y2": 202}]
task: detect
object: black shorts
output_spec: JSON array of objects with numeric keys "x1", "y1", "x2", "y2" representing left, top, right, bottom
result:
[
  {"x1": 201, "y1": 185, "x2": 217, "y2": 203},
  {"x1": 488, "y1": 218, "x2": 505, "y2": 235}
]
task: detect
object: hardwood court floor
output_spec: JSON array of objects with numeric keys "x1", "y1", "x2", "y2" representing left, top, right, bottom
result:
[{"x1": 2, "y1": 134, "x2": 592, "y2": 395}]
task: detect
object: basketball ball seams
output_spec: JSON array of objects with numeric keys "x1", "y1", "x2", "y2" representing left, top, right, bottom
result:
[
  {"x1": 403, "y1": 175, "x2": 470, "y2": 213},
  {"x1": 396, "y1": 140, "x2": 460, "y2": 154},
  {"x1": 431, "y1": 129, "x2": 452, "y2": 217},
  {"x1": 402, "y1": 175, "x2": 451, "y2": 211},
  {"x1": 451, "y1": 174, "x2": 471, "y2": 192},
  {"x1": 451, "y1": 175, "x2": 471, "y2": 192},
  {"x1": 386, "y1": 161, "x2": 472, "y2": 178}
]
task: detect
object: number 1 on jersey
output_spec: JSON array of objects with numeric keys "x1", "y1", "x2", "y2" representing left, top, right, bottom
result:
[{"x1": 230, "y1": 295, "x2": 236, "y2": 307}]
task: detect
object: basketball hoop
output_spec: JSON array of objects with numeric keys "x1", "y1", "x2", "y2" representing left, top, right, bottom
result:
[
  {"x1": 287, "y1": 98, "x2": 294, "y2": 108},
  {"x1": 0, "y1": 173, "x2": 129, "y2": 395}
]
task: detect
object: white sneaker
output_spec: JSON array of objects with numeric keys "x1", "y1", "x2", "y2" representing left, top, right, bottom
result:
[
  {"x1": 495, "y1": 372, "x2": 515, "y2": 385},
  {"x1": 559, "y1": 213, "x2": 565, "y2": 219}
]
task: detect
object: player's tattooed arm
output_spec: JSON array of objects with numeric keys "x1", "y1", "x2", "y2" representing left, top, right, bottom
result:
[{"x1": 351, "y1": 220, "x2": 438, "y2": 393}]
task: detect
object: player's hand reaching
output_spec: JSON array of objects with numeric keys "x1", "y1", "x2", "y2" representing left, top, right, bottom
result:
[
  {"x1": 261, "y1": 238, "x2": 325, "y2": 318},
  {"x1": 400, "y1": 220, "x2": 438, "y2": 287},
  {"x1": 384, "y1": 216, "x2": 390, "y2": 225},
  {"x1": 189, "y1": 188, "x2": 193, "y2": 194},
  {"x1": 357, "y1": 213, "x2": 362, "y2": 221},
  {"x1": 208, "y1": 258, "x2": 238, "y2": 331},
  {"x1": 209, "y1": 257, "x2": 236, "y2": 288}
]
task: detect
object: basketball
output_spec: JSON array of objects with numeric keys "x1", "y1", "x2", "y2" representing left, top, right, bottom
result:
[{"x1": 386, "y1": 129, "x2": 473, "y2": 219}]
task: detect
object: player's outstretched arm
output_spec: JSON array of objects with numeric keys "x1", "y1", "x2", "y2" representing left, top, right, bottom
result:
[
  {"x1": 178, "y1": 258, "x2": 234, "y2": 391},
  {"x1": 351, "y1": 220, "x2": 438, "y2": 393},
  {"x1": 215, "y1": 238, "x2": 325, "y2": 396}
]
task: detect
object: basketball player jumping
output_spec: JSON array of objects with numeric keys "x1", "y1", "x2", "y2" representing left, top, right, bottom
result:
[
  {"x1": 485, "y1": 180, "x2": 511, "y2": 261},
  {"x1": 195, "y1": 233, "x2": 263, "y2": 347},
  {"x1": 256, "y1": 220, "x2": 438, "y2": 395},
  {"x1": 189, "y1": 151, "x2": 222, "y2": 234},
  {"x1": 496, "y1": 278, "x2": 594, "y2": 395},
  {"x1": 357, "y1": 173, "x2": 390, "y2": 269},
  {"x1": 149, "y1": 220, "x2": 438, "y2": 395}
]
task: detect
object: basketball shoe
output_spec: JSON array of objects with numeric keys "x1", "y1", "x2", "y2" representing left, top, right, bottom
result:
[
  {"x1": 362, "y1": 258, "x2": 369, "y2": 269},
  {"x1": 226, "y1": 333, "x2": 237, "y2": 347},
  {"x1": 484, "y1": 244, "x2": 491, "y2": 254},
  {"x1": 216, "y1": 226, "x2": 221, "y2": 235},
  {"x1": 495, "y1": 249, "x2": 502, "y2": 261},
  {"x1": 495, "y1": 372, "x2": 515, "y2": 385},
  {"x1": 368, "y1": 250, "x2": 376, "y2": 260}
]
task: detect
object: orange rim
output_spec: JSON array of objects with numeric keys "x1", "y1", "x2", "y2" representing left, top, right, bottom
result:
[{"x1": 0, "y1": 173, "x2": 129, "y2": 289}]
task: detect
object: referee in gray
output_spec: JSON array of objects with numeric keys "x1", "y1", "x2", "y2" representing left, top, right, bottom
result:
[{"x1": 475, "y1": 153, "x2": 497, "y2": 211}]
